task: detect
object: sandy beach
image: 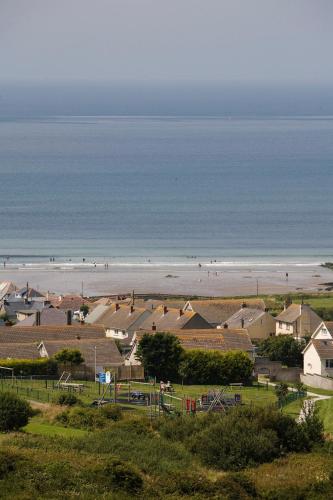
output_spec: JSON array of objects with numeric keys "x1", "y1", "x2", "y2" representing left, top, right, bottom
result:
[{"x1": 1, "y1": 262, "x2": 333, "y2": 297}]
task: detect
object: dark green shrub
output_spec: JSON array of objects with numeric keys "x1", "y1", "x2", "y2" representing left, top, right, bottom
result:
[
  {"x1": 190, "y1": 405, "x2": 324, "y2": 471},
  {"x1": 56, "y1": 407, "x2": 107, "y2": 430},
  {"x1": 0, "y1": 358, "x2": 57, "y2": 376},
  {"x1": 100, "y1": 404, "x2": 122, "y2": 421},
  {"x1": 102, "y1": 457, "x2": 143, "y2": 493},
  {"x1": 136, "y1": 332, "x2": 184, "y2": 380},
  {"x1": 257, "y1": 336, "x2": 303, "y2": 367},
  {"x1": 215, "y1": 474, "x2": 258, "y2": 499},
  {"x1": 179, "y1": 349, "x2": 253, "y2": 385},
  {"x1": 0, "y1": 392, "x2": 32, "y2": 432},
  {"x1": 0, "y1": 450, "x2": 17, "y2": 478},
  {"x1": 54, "y1": 393, "x2": 81, "y2": 406}
]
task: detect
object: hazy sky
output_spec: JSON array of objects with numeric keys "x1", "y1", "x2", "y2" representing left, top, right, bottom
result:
[{"x1": 1, "y1": 0, "x2": 332, "y2": 83}]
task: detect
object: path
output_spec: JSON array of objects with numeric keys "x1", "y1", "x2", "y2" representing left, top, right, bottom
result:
[{"x1": 265, "y1": 381, "x2": 332, "y2": 422}]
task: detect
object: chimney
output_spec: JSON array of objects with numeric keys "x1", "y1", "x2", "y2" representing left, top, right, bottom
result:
[
  {"x1": 179, "y1": 309, "x2": 183, "y2": 316},
  {"x1": 163, "y1": 306, "x2": 168, "y2": 315},
  {"x1": 130, "y1": 305, "x2": 134, "y2": 314},
  {"x1": 152, "y1": 322, "x2": 156, "y2": 331},
  {"x1": 115, "y1": 303, "x2": 120, "y2": 311},
  {"x1": 67, "y1": 310, "x2": 72, "y2": 325},
  {"x1": 241, "y1": 318, "x2": 245, "y2": 328},
  {"x1": 223, "y1": 322, "x2": 228, "y2": 329},
  {"x1": 36, "y1": 311, "x2": 41, "y2": 326}
]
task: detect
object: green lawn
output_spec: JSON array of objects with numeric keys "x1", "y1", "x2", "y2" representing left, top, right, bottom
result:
[
  {"x1": 316, "y1": 398, "x2": 333, "y2": 433},
  {"x1": 24, "y1": 418, "x2": 87, "y2": 437}
]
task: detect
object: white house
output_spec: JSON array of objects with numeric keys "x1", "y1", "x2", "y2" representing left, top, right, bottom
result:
[{"x1": 302, "y1": 321, "x2": 333, "y2": 376}]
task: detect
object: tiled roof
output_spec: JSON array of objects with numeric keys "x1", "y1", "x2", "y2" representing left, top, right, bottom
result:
[
  {"x1": 139, "y1": 306, "x2": 211, "y2": 331},
  {"x1": 41, "y1": 338, "x2": 123, "y2": 367},
  {"x1": 0, "y1": 325, "x2": 106, "y2": 343},
  {"x1": 312, "y1": 339, "x2": 333, "y2": 358},
  {"x1": 85, "y1": 305, "x2": 110, "y2": 324},
  {"x1": 15, "y1": 309, "x2": 69, "y2": 327},
  {"x1": 0, "y1": 281, "x2": 17, "y2": 301},
  {"x1": 184, "y1": 299, "x2": 266, "y2": 325},
  {"x1": 276, "y1": 304, "x2": 302, "y2": 322},
  {"x1": 92, "y1": 304, "x2": 150, "y2": 331},
  {"x1": 0, "y1": 343, "x2": 40, "y2": 360},
  {"x1": 224, "y1": 308, "x2": 265, "y2": 329},
  {"x1": 136, "y1": 328, "x2": 253, "y2": 352},
  {"x1": 51, "y1": 295, "x2": 92, "y2": 311}
]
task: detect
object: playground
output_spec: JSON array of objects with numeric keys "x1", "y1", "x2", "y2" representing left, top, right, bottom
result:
[{"x1": 0, "y1": 371, "x2": 281, "y2": 416}]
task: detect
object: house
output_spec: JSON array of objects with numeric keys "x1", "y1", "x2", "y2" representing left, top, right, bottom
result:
[
  {"x1": 183, "y1": 299, "x2": 266, "y2": 327},
  {"x1": 86, "y1": 304, "x2": 151, "y2": 341},
  {"x1": 0, "y1": 281, "x2": 17, "y2": 301},
  {"x1": 302, "y1": 321, "x2": 333, "y2": 377},
  {"x1": 15, "y1": 308, "x2": 73, "y2": 327},
  {"x1": 0, "y1": 324, "x2": 107, "y2": 343},
  {"x1": 0, "y1": 343, "x2": 41, "y2": 360},
  {"x1": 276, "y1": 303, "x2": 322, "y2": 338},
  {"x1": 125, "y1": 327, "x2": 254, "y2": 366},
  {"x1": 0, "y1": 299, "x2": 49, "y2": 322},
  {"x1": 138, "y1": 305, "x2": 212, "y2": 332},
  {"x1": 38, "y1": 338, "x2": 123, "y2": 373},
  {"x1": 222, "y1": 307, "x2": 275, "y2": 340},
  {"x1": 311, "y1": 321, "x2": 333, "y2": 340},
  {"x1": 9, "y1": 284, "x2": 45, "y2": 302}
]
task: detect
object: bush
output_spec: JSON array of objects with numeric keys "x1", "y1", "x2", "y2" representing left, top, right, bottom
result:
[
  {"x1": 0, "y1": 450, "x2": 17, "y2": 478},
  {"x1": 102, "y1": 457, "x2": 143, "y2": 493},
  {"x1": 179, "y1": 349, "x2": 254, "y2": 385},
  {"x1": 257, "y1": 336, "x2": 303, "y2": 367},
  {"x1": 100, "y1": 404, "x2": 122, "y2": 422},
  {"x1": 0, "y1": 358, "x2": 57, "y2": 376},
  {"x1": 56, "y1": 407, "x2": 107, "y2": 430},
  {"x1": 190, "y1": 405, "x2": 324, "y2": 471},
  {"x1": 0, "y1": 392, "x2": 32, "y2": 432},
  {"x1": 54, "y1": 393, "x2": 81, "y2": 406}
]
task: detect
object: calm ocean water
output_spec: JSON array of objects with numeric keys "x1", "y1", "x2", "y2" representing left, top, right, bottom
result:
[{"x1": 0, "y1": 115, "x2": 333, "y2": 265}]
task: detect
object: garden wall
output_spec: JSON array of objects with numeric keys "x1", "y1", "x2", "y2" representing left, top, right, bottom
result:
[{"x1": 301, "y1": 373, "x2": 333, "y2": 391}]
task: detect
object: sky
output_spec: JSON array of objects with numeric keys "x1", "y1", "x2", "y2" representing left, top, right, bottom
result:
[{"x1": 0, "y1": 0, "x2": 332, "y2": 84}]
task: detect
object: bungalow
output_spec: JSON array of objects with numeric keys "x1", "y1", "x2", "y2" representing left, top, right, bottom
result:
[
  {"x1": 138, "y1": 305, "x2": 212, "y2": 332},
  {"x1": 275, "y1": 303, "x2": 322, "y2": 339},
  {"x1": 125, "y1": 327, "x2": 254, "y2": 366},
  {"x1": 183, "y1": 299, "x2": 266, "y2": 328},
  {"x1": 221, "y1": 307, "x2": 275, "y2": 340},
  {"x1": 86, "y1": 303, "x2": 151, "y2": 341},
  {"x1": 38, "y1": 338, "x2": 123, "y2": 373},
  {"x1": 15, "y1": 308, "x2": 73, "y2": 327}
]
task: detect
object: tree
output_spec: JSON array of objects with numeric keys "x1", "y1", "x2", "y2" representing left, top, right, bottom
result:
[
  {"x1": 0, "y1": 392, "x2": 32, "y2": 432},
  {"x1": 257, "y1": 336, "x2": 303, "y2": 367},
  {"x1": 275, "y1": 382, "x2": 289, "y2": 404},
  {"x1": 80, "y1": 304, "x2": 89, "y2": 318},
  {"x1": 179, "y1": 350, "x2": 254, "y2": 385},
  {"x1": 54, "y1": 349, "x2": 84, "y2": 366},
  {"x1": 136, "y1": 332, "x2": 184, "y2": 380}
]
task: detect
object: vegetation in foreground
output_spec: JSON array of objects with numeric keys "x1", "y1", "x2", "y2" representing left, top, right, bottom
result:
[{"x1": 0, "y1": 389, "x2": 328, "y2": 499}]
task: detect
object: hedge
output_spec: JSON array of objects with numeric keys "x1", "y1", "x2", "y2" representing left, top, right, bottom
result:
[{"x1": 0, "y1": 358, "x2": 58, "y2": 377}]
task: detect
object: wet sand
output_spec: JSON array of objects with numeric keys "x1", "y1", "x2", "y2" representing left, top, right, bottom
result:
[{"x1": 1, "y1": 263, "x2": 333, "y2": 297}]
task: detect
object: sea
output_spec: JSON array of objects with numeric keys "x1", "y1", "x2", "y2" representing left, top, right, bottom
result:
[{"x1": 1, "y1": 84, "x2": 333, "y2": 268}]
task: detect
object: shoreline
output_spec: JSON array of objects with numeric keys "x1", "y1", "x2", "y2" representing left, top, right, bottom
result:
[{"x1": 1, "y1": 263, "x2": 333, "y2": 297}]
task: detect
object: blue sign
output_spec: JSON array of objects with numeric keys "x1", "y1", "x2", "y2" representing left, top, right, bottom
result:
[{"x1": 99, "y1": 372, "x2": 106, "y2": 383}]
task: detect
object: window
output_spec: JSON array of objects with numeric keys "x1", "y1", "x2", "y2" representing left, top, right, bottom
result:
[
  {"x1": 286, "y1": 323, "x2": 290, "y2": 331},
  {"x1": 279, "y1": 321, "x2": 282, "y2": 328},
  {"x1": 325, "y1": 359, "x2": 333, "y2": 369}
]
